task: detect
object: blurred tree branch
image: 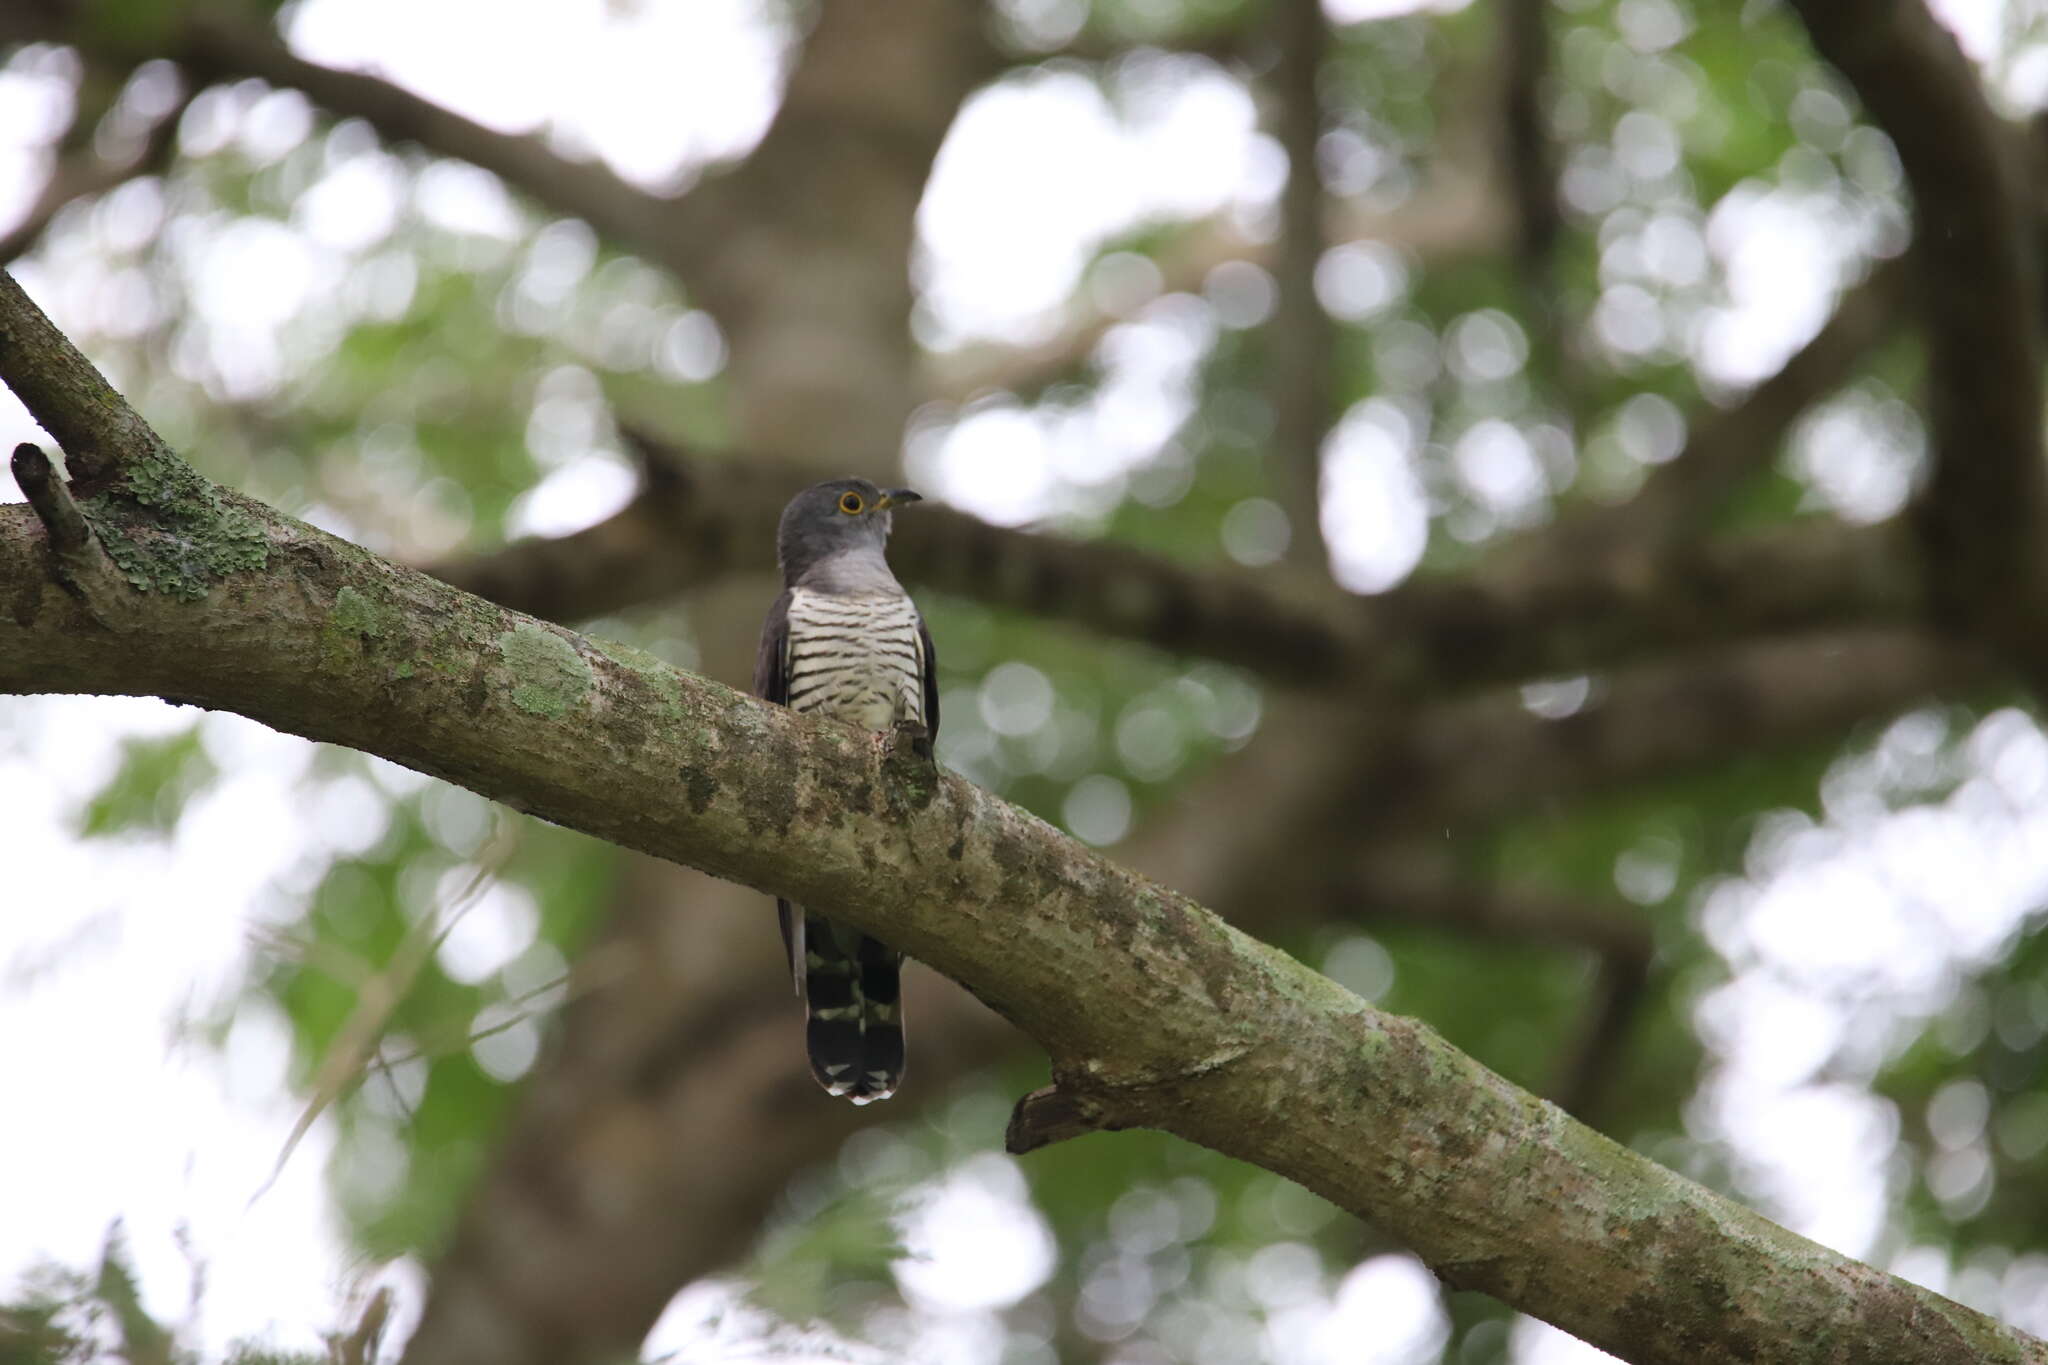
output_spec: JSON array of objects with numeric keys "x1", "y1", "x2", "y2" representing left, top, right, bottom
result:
[
  {"x1": 4, "y1": 270, "x2": 2042, "y2": 1365},
  {"x1": 1497, "y1": 0, "x2": 1567, "y2": 388},
  {"x1": 19, "y1": 0, "x2": 1515, "y2": 413},
  {"x1": 922, "y1": 171, "x2": 1512, "y2": 403},
  {"x1": 24, "y1": 0, "x2": 988, "y2": 414},
  {"x1": 427, "y1": 449, "x2": 1921, "y2": 708},
  {"x1": 1565, "y1": 255, "x2": 1906, "y2": 552},
  {"x1": 1267, "y1": 0, "x2": 1335, "y2": 571},
  {"x1": 1366, "y1": 628, "x2": 1983, "y2": 827},
  {"x1": 172, "y1": 12, "x2": 690, "y2": 267},
  {"x1": 1790, "y1": 0, "x2": 2048, "y2": 694},
  {"x1": 0, "y1": 62, "x2": 192, "y2": 266},
  {"x1": 421, "y1": 245, "x2": 1904, "y2": 701},
  {"x1": 1015, "y1": 20, "x2": 1256, "y2": 68}
]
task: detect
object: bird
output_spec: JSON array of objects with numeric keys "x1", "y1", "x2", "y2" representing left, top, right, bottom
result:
[{"x1": 753, "y1": 477, "x2": 938, "y2": 1104}]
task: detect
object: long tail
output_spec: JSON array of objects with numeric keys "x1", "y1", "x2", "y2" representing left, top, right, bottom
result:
[{"x1": 798, "y1": 909, "x2": 905, "y2": 1104}]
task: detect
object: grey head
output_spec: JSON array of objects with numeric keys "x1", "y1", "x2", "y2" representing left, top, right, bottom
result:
[{"x1": 776, "y1": 478, "x2": 924, "y2": 588}]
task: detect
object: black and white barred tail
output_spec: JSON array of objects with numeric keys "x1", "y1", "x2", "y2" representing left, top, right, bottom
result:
[{"x1": 786, "y1": 902, "x2": 904, "y2": 1104}]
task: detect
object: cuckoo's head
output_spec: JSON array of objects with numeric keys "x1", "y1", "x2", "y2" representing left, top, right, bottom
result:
[{"x1": 776, "y1": 478, "x2": 923, "y2": 581}]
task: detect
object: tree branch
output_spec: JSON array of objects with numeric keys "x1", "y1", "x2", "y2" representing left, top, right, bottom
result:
[
  {"x1": 429, "y1": 438, "x2": 1922, "y2": 702},
  {"x1": 0, "y1": 270, "x2": 169, "y2": 487},
  {"x1": 1336, "y1": 851, "x2": 1649, "y2": 960},
  {"x1": 428, "y1": 246, "x2": 1904, "y2": 699},
  {"x1": 1014, "y1": 20, "x2": 1254, "y2": 67},
  {"x1": 424, "y1": 437, "x2": 1372, "y2": 683},
  {"x1": 430, "y1": 616, "x2": 1958, "y2": 1324},
  {"x1": 1789, "y1": 0, "x2": 2048, "y2": 684},
  {"x1": 1552, "y1": 948, "x2": 1653, "y2": 1123},
  {"x1": 0, "y1": 70, "x2": 193, "y2": 267},
  {"x1": 1497, "y1": 0, "x2": 1568, "y2": 390},
  {"x1": 1267, "y1": 0, "x2": 1334, "y2": 571},
  {"x1": 922, "y1": 176, "x2": 1511, "y2": 403},
  {"x1": 1616, "y1": 254, "x2": 1903, "y2": 539},
  {"x1": 10, "y1": 442, "x2": 90, "y2": 555},
  {"x1": 8, "y1": 440, "x2": 127, "y2": 613},
  {"x1": 10, "y1": 502, "x2": 2031, "y2": 1365},
  {"x1": 3, "y1": 268, "x2": 2041, "y2": 1365},
  {"x1": 400, "y1": 694, "x2": 1637, "y2": 1355},
  {"x1": 167, "y1": 13, "x2": 687, "y2": 270},
  {"x1": 1378, "y1": 628, "x2": 1985, "y2": 828}
]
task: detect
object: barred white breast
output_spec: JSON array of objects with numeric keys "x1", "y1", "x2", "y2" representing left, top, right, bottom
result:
[{"x1": 783, "y1": 587, "x2": 927, "y2": 732}]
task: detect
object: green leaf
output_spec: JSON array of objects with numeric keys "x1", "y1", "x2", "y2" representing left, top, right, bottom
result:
[{"x1": 76, "y1": 728, "x2": 216, "y2": 840}]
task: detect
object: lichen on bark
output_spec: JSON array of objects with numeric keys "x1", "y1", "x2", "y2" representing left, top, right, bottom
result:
[
  {"x1": 81, "y1": 450, "x2": 268, "y2": 600},
  {"x1": 497, "y1": 621, "x2": 593, "y2": 718}
]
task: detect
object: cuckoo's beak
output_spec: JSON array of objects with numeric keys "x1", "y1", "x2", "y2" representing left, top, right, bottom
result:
[{"x1": 874, "y1": 488, "x2": 923, "y2": 511}]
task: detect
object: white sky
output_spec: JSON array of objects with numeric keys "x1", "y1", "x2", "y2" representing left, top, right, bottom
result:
[{"x1": 0, "y1": 0, "x2": 2041, "y2": 1361}]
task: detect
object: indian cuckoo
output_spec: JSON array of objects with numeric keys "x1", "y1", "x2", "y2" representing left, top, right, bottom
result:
[{"x1": 753, "y1": 478, "x2": 937, "y2": 1103}]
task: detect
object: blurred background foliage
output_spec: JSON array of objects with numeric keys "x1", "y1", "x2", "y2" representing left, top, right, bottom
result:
[{"x1": 5, "y1": 0, "x2": 2048, "y2": 1361}]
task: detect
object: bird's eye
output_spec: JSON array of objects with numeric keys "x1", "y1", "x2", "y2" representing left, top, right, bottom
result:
[{"x1": 838, "y1": 492, "x2": 864, "y2": 515}]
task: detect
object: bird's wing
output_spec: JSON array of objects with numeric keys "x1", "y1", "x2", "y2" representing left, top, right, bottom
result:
[
  {"x1": 917, "y1": 610, "x2": 940, "y2": 742},
  {"x1": 754, "y1": 589, "x2": 802, "y2": 990},
  {"x1": 753, "y1": 588, "x2": 792, "y2": 705}
]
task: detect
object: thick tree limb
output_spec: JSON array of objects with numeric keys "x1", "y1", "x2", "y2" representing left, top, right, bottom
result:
[
  {"x1": 4, "y1": 272, "x2": 2040, "y2": 1365},
  {"x1": 2, "y1": 472, "x2": 2036, "y2": 1365},
  {"x1": 415, "y1": 615, "x2": 1977, "y2": 1318},
  {"x1": 1790, "y1": 0, "x2": 2048, "y2": 685},
  {"x1": 392, "y1": 694, "x2": 1652, "y2": 1348}
]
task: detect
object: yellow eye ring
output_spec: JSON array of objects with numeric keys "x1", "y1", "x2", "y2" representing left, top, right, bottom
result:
[{"x1": 838, "y1": 491, "x2": 864, "y2": 515}]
